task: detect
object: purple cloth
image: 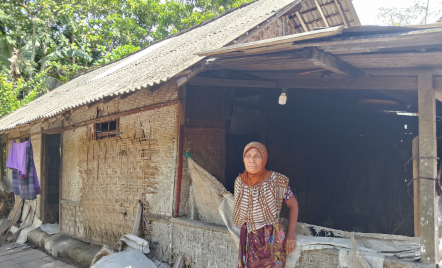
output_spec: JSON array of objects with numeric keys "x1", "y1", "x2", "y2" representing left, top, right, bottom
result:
[
  {"x1": 6, "y1": 141, "x2": 40, "y2": 200},
  {"x1": 6, "y1": 141, "x2": 28, "y2": 178}
]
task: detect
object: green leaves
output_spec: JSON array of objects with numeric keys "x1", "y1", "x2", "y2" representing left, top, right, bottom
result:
[
  {"x1": 0, "y1": 34, "x2": 12, "y2": 69},
  {"x1": 46, "y1": 48, "x2": 93, "y2": 62},
  {"x1": 0, "y1": 0, "x2": 255, "y2": 118}
]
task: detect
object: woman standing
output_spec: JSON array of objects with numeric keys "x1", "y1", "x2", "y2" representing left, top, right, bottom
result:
[{"x1": 233, "y1": 142, "x2": 299, "y2": 268}]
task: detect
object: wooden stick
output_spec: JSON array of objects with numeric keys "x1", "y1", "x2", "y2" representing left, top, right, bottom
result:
[
  {"x1": 412, "y1": 136, "x2": 420, "y2": 237},
  {"x1": 3, "y1": 199, "x2": 23, "y2": 241},
  {"x1": 334, "y1": 0, "x2": 349, "y2": 27},
  {"x1": 314, "y1": 0, "x2": 330, "y2": 27},
  {"x1": 295, "y1": 11, "x2": 309, "y2": 32}
]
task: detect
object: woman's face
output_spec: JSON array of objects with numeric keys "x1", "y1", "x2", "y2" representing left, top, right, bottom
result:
[{"x1": 244, "y1": 148, "x2": 263, "y2": 174}]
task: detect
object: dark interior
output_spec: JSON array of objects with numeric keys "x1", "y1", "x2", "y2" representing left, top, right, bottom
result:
[
  {"x1": 185, "y1": 81, "x2": 442, "y2": 237},
  {"x1": 45, "y1": 134, "x2": 61, "y2": 223},
  {"x1": 95, "y1": 120, "x2": 118, "y2": 139}
]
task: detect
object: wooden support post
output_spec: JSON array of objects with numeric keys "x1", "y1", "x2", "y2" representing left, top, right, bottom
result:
[
  {"x1": 174, "y1": 85, "x2": 186, "y2": 218},
  {"x1": 314, "y1": 0, "x2": 330, "y2": 27},
  {"x1": 417, "y1": 72, "x2": 439, "y2": 264},
  {"x1": 412, "y1": 136, "x2": 420, "y2": 237},
  {"x1": 295, "y1": 11, "x2": 309, "y2": 32}
]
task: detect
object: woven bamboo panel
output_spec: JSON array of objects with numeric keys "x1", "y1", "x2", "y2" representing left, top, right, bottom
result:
[
  {"x1": 247, "y1": 16, "x2": 297, "y2": 43},
  {"x1": 171, "y1": 223, "x2": 237, "y2": 268},
  {"x1": 61, "y1": 105, "x2": 179, "y2": 246},
  {"x1": 64, "y1": 83, "x2": 178, "y2": 129},
  {"x1": 62, "y1": 128, "x2": 87, "y2": 202}
]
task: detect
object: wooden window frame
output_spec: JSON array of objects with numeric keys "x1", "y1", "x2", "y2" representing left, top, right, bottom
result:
[{"x1": 94, "y1": 119, "x2": 120, "y2": 140}]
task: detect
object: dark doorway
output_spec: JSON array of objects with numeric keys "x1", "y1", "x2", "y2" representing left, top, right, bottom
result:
[{"x1": 44, "y1": 134, "x2": 61, "y2": 223}]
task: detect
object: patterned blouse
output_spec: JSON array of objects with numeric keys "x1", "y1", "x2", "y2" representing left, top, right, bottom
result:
[{"x1": 233, "y1": 171, "x2": 293, "y2": 232}]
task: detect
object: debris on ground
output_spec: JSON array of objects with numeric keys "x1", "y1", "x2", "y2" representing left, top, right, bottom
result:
[
  {"x1": 91, "y1": 249, "x2": 157, "y2": 268},
  {"x1": 0, "y1": 190, "x2": 14, "y2": 218}
]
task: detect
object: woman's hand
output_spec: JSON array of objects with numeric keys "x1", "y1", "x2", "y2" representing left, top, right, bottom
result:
[{"x1": 284, "y1": 233, "x2": 297, "y2": 254}]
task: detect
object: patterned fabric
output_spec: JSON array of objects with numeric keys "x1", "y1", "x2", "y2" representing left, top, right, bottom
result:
[
  {"x1": 7, "y1": 141, "x2": 40, "y2": 200},
  {"x1": 238, "y1": 222, "x2": 286, "y2": 268},
  {"x1": 233, "y1": 171, "x2": 290, "y2": 232},
  {"x1": 284, "y1": 187, "x2": 294, "y2": 202},
  {"x1": 21, "y1": 142, "x2": 41, "y2": 199}
]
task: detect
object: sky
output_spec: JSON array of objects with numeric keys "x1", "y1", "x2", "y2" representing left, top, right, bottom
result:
[{"x1": 352, "y1": 0, "x2": 442, "y2": 25}]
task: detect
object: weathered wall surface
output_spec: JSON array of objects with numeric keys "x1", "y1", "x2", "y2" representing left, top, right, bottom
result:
[
  {"x1": 59, "y1": 84, "x2": 179, "y2": 246},
  {"x1": 147, "y1": 218, "x2": 383, "y2": 268}
]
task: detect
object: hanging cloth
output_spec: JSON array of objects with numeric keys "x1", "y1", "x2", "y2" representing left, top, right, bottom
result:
[{"x1": 6, "y1": 141, "x2": 41, "y2": 200}]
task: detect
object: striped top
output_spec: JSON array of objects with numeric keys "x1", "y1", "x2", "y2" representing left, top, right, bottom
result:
[{"x1": 233, "y1": 171, "x2": 290, "y2": 232}]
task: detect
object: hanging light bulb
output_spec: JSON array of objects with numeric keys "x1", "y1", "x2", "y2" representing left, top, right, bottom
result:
[{"x1": 278, "y1": 88, "x2": 288, "y2": 105}]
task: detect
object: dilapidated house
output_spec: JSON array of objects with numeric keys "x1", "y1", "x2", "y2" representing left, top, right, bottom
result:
[{"x1": 2, "y1": 0, "x2": 442, "y2": 267}]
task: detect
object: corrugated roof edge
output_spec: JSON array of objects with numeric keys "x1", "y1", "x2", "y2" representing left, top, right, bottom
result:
[
  {"x1": 69, "y1": 0, "x2": 260, "y2": 81},
  {"x1": 0, "y1": 0, "x2": 301, "y2": 132}
]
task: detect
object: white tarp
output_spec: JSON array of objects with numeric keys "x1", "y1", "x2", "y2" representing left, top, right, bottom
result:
[{"x1": 91, "y1": 250, "x2": 156, "y2": 268}]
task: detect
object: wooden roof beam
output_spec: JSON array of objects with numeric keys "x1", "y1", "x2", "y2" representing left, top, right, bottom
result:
[
  {"x1": 334, "y1": 0, "x2": 349, "y2": 27},
  {"x1": 189, "y1": 76, "x2": 442, "y2": 92},
  {"x1": 314, "y1": 0, "x2": 330, "y2": 28},
  {"x1": 295, "y1": 11, "x2": 309, "y2": 32},
  {"x1": 303, "y1": 47, "x2": 366, "y2": 77},
  {"x1": 188, "y1": 77, "x2": 277, "y2": 88}
]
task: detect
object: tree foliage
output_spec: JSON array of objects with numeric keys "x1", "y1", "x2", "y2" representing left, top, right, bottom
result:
[
  {"x1": 377, "y1": 0, "x2": 442, "y2": 26},
  {"x1": 0, "y1": 0, "x2": 254, "y2": 117}
]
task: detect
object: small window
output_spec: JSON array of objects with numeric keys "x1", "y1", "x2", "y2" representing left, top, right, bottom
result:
[{"x1": 94, "y1": 119, "x2": 119, "y2": 140}]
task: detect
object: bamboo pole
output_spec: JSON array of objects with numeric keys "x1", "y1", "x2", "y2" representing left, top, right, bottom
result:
[
  {"x1": 295, "y1": 11, "x2": 309, "y2": 32},
  {"x1": 314, "y1": 0, "x2": 330, "y2": 27},
  {"x1": 333, "y1": 0, "x2": 348, "y2": 27}
]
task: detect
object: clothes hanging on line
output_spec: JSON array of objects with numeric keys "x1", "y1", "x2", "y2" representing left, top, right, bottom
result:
[{"x1": 6, "y1": 141, "x2": 41, "y2": 200}]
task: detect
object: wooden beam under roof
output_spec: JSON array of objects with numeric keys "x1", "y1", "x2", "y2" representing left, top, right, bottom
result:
[
  {"x1": 189, "y1": 76, "x2": 442, "y2": 91},
  {"x1": 303, "y1": 47, "x2": 366, "y2": 77},
  {"x1": 188, "y1": 77, "x2": 278, "y2": 88}
]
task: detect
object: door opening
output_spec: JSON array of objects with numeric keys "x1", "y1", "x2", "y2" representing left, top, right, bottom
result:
[{"x1": 44, "y1": 134, "x2": 61, "y2": 223}]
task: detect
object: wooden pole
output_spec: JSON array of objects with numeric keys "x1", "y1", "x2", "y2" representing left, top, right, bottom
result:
[
  {"x1": 412, "y1": 136, "x2": 420, "y2": 237},
  {"x1": 333, "y1": 0, "x2": 349, "y2": 27},
  {"x1": 417, "y1": 72, "x2": 439, "y2": 264},
  {"x1": 295, "y1": 11, "x2": 309, "y2": 32},
  {"x1": 174, "y1": 85, "x2": 186, "y2": 218},
  {"x1": 314, "y1": 0, "x2": 330, "y2": 28}
]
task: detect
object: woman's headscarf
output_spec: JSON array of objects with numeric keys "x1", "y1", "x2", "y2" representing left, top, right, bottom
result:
[{"x1": 240, "y1": 142, "x2": 270, "y2": 186}]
